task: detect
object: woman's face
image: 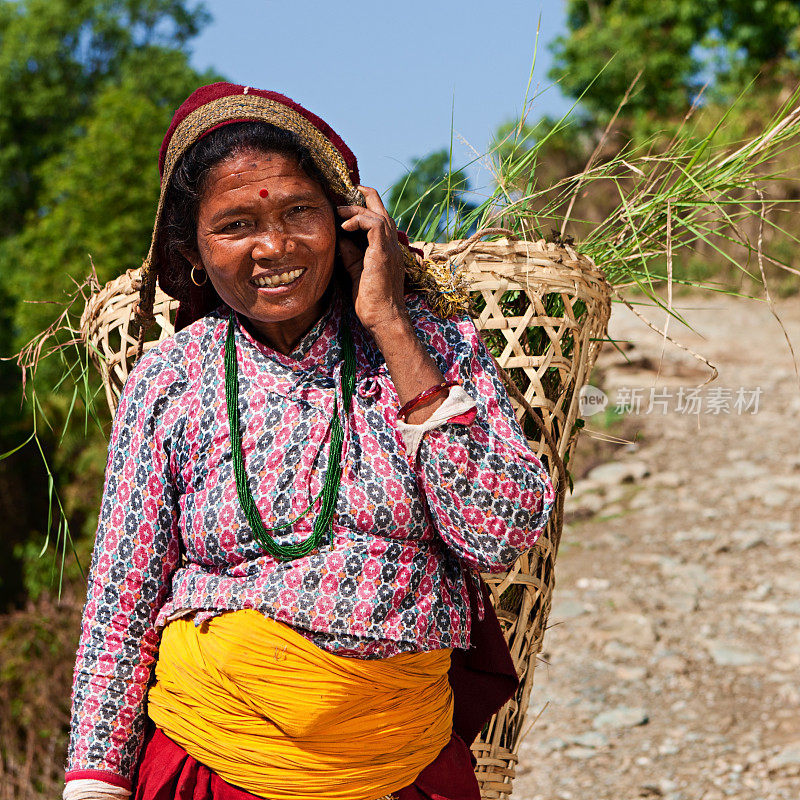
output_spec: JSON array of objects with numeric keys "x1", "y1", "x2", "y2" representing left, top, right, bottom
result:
[{"x1": 191, "y1": 148, "x2": 337, "y2": 354}]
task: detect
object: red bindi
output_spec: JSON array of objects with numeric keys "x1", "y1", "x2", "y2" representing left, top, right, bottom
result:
[{"x1": 259, "y1": 188, "x2": 269, "y2": 198}]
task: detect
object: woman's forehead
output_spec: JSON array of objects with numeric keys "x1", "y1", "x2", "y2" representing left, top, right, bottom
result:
[{"x1": 203, "y1": 149, "x2": 325, "y2": 199}]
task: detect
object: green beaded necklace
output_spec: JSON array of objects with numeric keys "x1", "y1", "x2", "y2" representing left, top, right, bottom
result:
[{"x1": 224, "y1": 311, "x2": 356, "y2": 561}]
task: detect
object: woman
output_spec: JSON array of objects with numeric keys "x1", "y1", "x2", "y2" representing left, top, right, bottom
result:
[{"x1": 64, "y1": 82, "x2": 555, "y2": 800}]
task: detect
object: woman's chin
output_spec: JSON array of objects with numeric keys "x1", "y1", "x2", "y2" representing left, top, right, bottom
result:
[{"x1": 230, "y1": 283, "x2": 333, "y2": 351}]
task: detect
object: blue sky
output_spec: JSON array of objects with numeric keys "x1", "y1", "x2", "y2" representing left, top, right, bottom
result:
[{"x1": 190, "y1": 1, "x2": 571, "y2": 198}]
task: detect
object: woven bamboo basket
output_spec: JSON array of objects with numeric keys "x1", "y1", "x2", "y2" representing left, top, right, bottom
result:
[{"x1": 79, "y1": 234, "x2": 612, "y2": 800}]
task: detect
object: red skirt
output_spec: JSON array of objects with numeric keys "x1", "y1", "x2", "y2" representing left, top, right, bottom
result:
[{"x1": 133, "y1": 722, "x2": 480, "y2": 800}]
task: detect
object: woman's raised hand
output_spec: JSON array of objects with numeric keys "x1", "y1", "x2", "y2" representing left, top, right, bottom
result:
[
  {"x1": 337, "y1": 186, "x2": 448, "y2": 422},
  {"x1": 337, "y1": 185, "x2": 408, "y2": 334}
]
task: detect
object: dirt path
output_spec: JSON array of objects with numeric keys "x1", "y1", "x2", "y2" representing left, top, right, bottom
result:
[{"x1": 513, "y1": 290, "x2": 800, "y2": 800}]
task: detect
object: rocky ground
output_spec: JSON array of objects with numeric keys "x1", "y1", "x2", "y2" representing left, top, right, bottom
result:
[{"x1": 512, "y1": 290, "x2": 800, "y2": 800}]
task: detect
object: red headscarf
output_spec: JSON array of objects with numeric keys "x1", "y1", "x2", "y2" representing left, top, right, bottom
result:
[{"x1": 158, "y1": 82, "x2": 361, "y2": 188}]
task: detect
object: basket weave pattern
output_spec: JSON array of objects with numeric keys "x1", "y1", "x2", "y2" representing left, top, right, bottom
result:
[
  {"x1": 80, "y1": 269, "x2": 180, "y2": 413},
  {"x1": 79, "y1": 238, "x2": 612, "y2": 800},
  {"x1": 417, "y1": 238, "x2": 611, "y2": 798}
]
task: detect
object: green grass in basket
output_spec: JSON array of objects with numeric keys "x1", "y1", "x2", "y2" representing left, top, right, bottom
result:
[{"x1": 393, "y1": 79, "x2": 800, "y2": 343}]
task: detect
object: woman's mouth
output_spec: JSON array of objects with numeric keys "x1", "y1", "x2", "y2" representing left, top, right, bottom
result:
[{"x1": 251, "y1": 268, "x2": 305, "y2": 288}]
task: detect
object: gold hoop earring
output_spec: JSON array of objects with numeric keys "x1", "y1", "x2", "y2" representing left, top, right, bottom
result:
[{"x1": 190, "y1": 266, "x2": 208, "y2": 287}]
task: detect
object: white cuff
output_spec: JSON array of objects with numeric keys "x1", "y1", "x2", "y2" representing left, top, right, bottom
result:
[
  {"x1": 396, "y1": 385, "x2": 477, "y2": 457},
  {"x1": 63, "y1": 779, "x2": 130, "y2": 800}
]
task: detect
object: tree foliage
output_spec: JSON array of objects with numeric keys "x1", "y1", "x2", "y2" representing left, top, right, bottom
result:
[
  {"x1": 5, "y1": 46, "x2": 219, "y2": 348},
  {"x1": 387, "y1": 150, "x2": 476, "y2": 241},
  {"x1": 0, "y1": 0, "x2": 215, "y2": 368},
  {"x1": 549, "y1": 0, "x2": 800, "y2": 124},
  {"x1": 0, "y1": 0, "x2": 210, "y2": 236},
  {"x1": 0, "y1": 0, "x2": 215, "y2": 607}
]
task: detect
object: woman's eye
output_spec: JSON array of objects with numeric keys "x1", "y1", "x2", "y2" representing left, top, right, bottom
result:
[{"x1": 223, "y1": 220, "x2": 248, "y2": 232}]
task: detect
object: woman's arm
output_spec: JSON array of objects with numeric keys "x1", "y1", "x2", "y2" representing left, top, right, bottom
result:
[
  {"x1": 338, "y1": 186, "x2": 450, "y2": 425},
  {"x1": 367, "y1": 314, "x2": 449, "y2": 423},
  {"x1": 65, "y1": 349, "x2": 186, "y2": 790},
  {"x1": 405, "y1": 302, "x2": 556, "y2": 572},
  {"x1": 338, "y1": 185, "x2": 555, "y2": 572}
]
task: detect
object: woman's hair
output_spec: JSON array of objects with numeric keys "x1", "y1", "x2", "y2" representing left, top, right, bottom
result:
[{"x1": 158, "y1": 121, "x2": 333, "y2": 297}]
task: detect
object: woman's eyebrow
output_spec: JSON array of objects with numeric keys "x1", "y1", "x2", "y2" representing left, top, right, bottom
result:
[
  {"x1": 279, "y1": 190, "x2": 327, "y2": 204},
  {"x1": 207, "y1": 192, "x2": 325, "y2": 225}
]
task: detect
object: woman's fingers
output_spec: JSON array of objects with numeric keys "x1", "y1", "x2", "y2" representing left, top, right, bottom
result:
[
  {"x1": 337, "y1": 204, "x2": 386, "y2": 223},
  {"x1": 357, "y1": 185, "x2": 398, "y2": 231},
  {"x1": 337, "y1": 205, "x2": 394, "y2": 239},
  {"x1": 338, "y1": 188, "x2": 408, "y2": 332},
  {"x1": 340, "y1": 185, "x2": 397, "y2": 231},
  {"x1": 358, "y1": 185, "x2": 386, "y2": 213}
]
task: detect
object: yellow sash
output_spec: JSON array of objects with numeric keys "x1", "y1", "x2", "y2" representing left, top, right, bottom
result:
[{"x1": 147, "y1": 610, "x2": 453, "y2": 800}]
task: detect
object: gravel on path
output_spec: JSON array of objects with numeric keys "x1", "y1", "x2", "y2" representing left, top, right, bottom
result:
[{"x1": 512, "y1": 292, "x2": 800, "y2": 800}]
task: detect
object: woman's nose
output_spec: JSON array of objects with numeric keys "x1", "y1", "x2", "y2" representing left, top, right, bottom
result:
[{"x1": 251, "y1": 227, "x2": 292, "y2": 260}]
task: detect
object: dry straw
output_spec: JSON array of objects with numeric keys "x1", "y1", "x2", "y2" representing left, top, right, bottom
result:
[{"x1": 79, "y1": 230, "x2": 612, "y2": 800}]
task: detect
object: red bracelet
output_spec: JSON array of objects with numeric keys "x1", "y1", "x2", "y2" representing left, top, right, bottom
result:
[{"x1": 397, "y1": 381, "x2": 459, "y2": 422}]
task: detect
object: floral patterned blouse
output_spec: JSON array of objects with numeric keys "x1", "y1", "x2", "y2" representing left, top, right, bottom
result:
[{"x1": 65, "y1": 289, "x2": 555, "y2": 786}]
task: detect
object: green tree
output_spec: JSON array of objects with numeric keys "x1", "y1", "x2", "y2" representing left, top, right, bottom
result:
[
  {"x1": 0, "y1": 0, "x2": 216, "y2": 607},
  {"x1": 704, "y1": 0, "x2": 800, "y2": 95},
  {"x1": 0, "y1": 0, "x2": 210, "y2": 237},
  {"x1": 549, "y1": 0, "x2": 800, "y2": 125},
  {"x1": 388, "y1": 150, "x2": 476, "y2": 241},
  {"x1": 5, "y1": 47, "x2": 219, "y2": 348}
]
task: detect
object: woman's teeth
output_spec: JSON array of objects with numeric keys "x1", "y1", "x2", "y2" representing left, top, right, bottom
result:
[{"x1": 252, "y1": 269, "x2": 304, "y2": 287}]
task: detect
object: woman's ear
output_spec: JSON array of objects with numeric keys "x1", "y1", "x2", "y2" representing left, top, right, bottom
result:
[{"x1": 177, "y1": 245, "x2": 202, "y2": 271}]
